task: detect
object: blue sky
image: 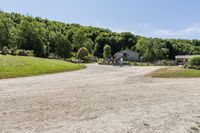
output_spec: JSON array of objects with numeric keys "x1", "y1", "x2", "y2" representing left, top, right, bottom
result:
[{"x1": 0, "y1": 0, "x2": 200, "y2": 39}]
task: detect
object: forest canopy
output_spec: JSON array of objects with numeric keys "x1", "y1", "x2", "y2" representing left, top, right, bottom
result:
[{"x1": 1, "y1": 11, "x2": 200, "y2": 61}]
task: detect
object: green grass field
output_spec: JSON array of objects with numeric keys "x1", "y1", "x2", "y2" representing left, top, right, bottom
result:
[
  {"x1": 147, "y1": 67, "x2": 200, "y2": 78},
  {"x1": 0, "y1": 55, "x2": 85, "y2": 79}
]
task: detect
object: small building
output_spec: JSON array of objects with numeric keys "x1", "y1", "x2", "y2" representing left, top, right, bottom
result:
[
  {"x1": 114, "y1": 50, "x2": 140, "y2": 62},
  {"x1": 175, "y1": 55, "x2": 200, "y2": 65}
]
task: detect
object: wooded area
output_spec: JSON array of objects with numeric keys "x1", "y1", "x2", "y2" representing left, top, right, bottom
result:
[{"x1": 1, "y1": 11, "x2": 200, "y2": 62}]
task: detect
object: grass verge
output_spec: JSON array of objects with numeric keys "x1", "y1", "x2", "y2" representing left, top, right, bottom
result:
[
  {"x1": 130, "y1": 62, "x2": 154, "y2": 66},
  {"x1": 0, "y1": 55, "x2": 85, "y2": 79},
  {"x1": 147, "y1": 66, "x2": 200, "y2": 78}
]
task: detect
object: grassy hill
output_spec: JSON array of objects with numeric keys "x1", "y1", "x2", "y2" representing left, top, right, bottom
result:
[{"x1": 0, "y1": 55, "x2": 85, "y2": 79}]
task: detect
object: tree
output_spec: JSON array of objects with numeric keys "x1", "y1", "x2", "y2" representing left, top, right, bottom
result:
[
  {"x1": 103, "y1": 44, "x2": 111, "y2": 59},
  {"x1": 190, "y1": 46, "x2": 200, "y2": 55},
  {"x1": 95, "y1": 34, "x2": 110, "y2": 56},
  {"x1": 93, "y1": 43, "x2": 100, "y2": 56},
  {"x1": 0, "y1": 17, "x2": 14, "y2": 49},
  {"x1": 120, "y1": 32, "x2": 137, "y2": 50},
  {"x1": 136, "y1": 38, "x2": 169, "y2": 62},
  {"x1": 165, "y1": 40, "x2": 176, "y2": 59},
  {"x1": 55, "y1": 33, "x2": 72, "y2": 58},
  {"x1": 77, "y1": 47, "x2": 89, "y2": 59},
  {"x1": 152, "y1": 39, "x2": 168, "y2": 60},
  {"x1": 1, "y1": 11, "x2": 200, "y2": 61},
  {"x1": 9, "y1": 26, "x2": 19, "y2": 49},
  {"x1": 18, "y1": 20, "x2": 48, "y2": 57},
  {"x1": 72, "y1": 29, "x2": 86, "y2": 51},
  {"x1": 47, "y1": 31, "x2": 58, "y2": 53},
  {"x1": 66, "y1": 29, "x2": 74, "y2": 44},
  {"x1": 83, "y1": 38, "x2": 94, "y2": 53}
]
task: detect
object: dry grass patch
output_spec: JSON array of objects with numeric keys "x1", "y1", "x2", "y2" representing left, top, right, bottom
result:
[{"x1": 147, "y1": 66, "x2": 200, "y2": 78}]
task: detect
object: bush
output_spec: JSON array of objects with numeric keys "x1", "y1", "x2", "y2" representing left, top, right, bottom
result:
[
  {"x1": 2, "y1": 46, "x2": 9, "y2": 55},
  {"x1": 188, "y1": 57, "x2": 200, "y2": 70},
  {"x1": 48, "y1": 53, "x2": 57, "y2": 59},
  {"x1": 11, "y1": 48, "x2": 17, "y2": 56},
  {"x1": 82, "y1": 54, "x2": 93, "y2": 63},
  {"x1": 77, "y1": 47, "x2": 89, "y2": 60},
  {"x1": 16, "y1": 50, "x2": 34, "y2": 56},
  {"x1": 103, "y1": 44, "x2": 111, "y2": 59}
]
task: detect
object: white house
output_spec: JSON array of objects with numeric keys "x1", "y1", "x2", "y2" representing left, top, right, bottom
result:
[{"x1": 114, "y1": 50, "x2": 140, "y2": 61}]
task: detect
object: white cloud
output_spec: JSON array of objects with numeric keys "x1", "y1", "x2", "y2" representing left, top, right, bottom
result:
[
  {"x1": 136, "y1": 24, "x2": 200, "y2": 39},
  {"x1": 179, "y1": 24, "x2": 200, "y2": 34},
  {"x1": 110, "y1": 24, "x2": 200, "y2": 40}
]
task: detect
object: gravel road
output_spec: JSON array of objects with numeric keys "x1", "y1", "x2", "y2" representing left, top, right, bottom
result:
[{"x1": 1, "y1": 64, "x2": 200, "y2": 133}]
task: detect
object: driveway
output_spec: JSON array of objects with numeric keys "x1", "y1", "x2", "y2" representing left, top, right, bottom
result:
[{"x1": 0, "y1": 64, "x2": 200, "y2": 133}]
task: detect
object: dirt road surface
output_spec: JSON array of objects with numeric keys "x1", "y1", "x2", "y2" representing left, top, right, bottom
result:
[{"x1": 1, "y1": 64, "x2": 200, "y2": 133}]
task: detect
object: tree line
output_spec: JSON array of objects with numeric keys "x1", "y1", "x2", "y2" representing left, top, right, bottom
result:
[{"x1": 1, "y1": 11, "x2": 200, "y2": 62}]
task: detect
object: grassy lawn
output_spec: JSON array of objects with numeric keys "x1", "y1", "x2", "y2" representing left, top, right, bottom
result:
[
  {"x1": 147, "y1": 66, "x2": 200, "y2": 78},
  {"x1": 0, "y1": 55, "x2": 85, "y2": 79}
]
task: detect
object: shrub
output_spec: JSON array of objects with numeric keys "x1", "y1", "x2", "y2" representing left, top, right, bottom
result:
[
  {"x1": 48, "y1": 53, "x2": 57, "y2": 59},
  {"x1": 82, "y1": 54, "x2": 93, "y2": 63},
  {"x1": 188, "y1": 57, "x2": 200, "y2": 70},
  {"x1": 2, "y1": 46, "x2": 9, "y2": 55},
  {"x1": 11, "y1": 48, "x2": 17, "y2": 56},
  {"x1": 77, "y1": 47, "x2": 89, "y2": 60},
  {"x1": 16, "y1": 50, "x2": 34, "y2": 56},
  {"x1": 103, "y1": 44, "x2": 111, "y2": 59},
  {"x1": 17, "y1": 50, "x2": 28, "y2": 56}
]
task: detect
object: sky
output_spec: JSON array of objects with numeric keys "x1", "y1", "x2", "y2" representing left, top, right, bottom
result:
[{"x1": 0, "y1": 0, "x2": 200, "y2": 39}]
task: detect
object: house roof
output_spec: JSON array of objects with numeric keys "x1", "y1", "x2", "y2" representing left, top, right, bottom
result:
[
  {"x1": 175, "y1": 55, "x2": 200, "y2": 59},
  {"x1": 115, "y1": 50, "x2": 139, "y2": 54}
]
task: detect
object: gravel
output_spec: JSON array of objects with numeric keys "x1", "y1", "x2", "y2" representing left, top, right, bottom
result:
[{"x1": 0, "y1": 64, "x2": 200, "y2": 133}]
